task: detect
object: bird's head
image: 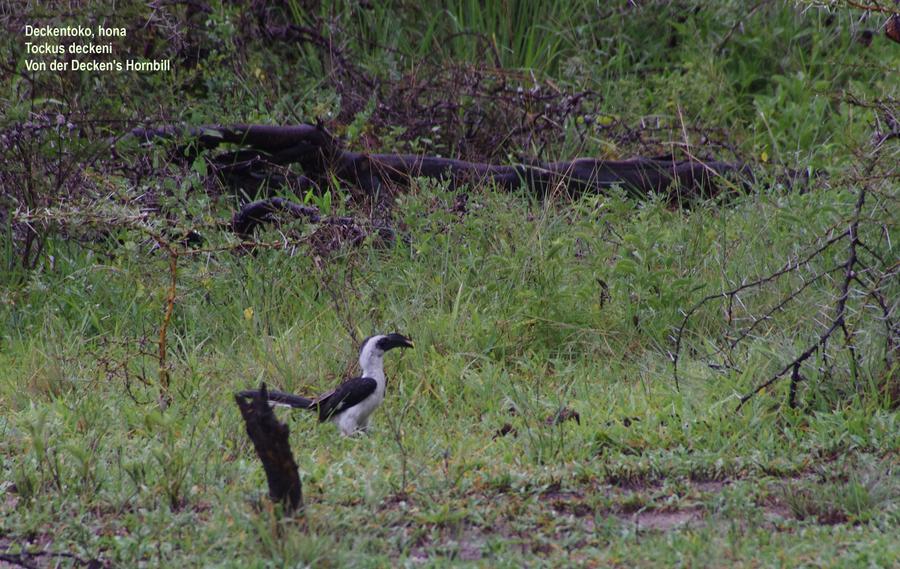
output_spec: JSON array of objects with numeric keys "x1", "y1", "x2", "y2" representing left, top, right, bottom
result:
[{"x1": 358, "y1": 333, "x2": 414, "y2": 373}]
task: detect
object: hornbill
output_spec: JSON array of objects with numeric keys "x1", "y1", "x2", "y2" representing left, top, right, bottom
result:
[{"x1": 238, "y1": 333, "x2": 414, "y2": 436}]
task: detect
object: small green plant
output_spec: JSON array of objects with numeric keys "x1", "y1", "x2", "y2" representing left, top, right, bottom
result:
[{"x1": 304, "y1": 187, "x2": 333, "y2": 216}]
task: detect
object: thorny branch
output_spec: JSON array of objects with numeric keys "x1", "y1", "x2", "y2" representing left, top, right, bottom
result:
[
  {"x1": 735, "y1": 181, "x2": 869, "y2": 409},
  {"x1": 671, "y1": 227, "x2": 852, "y2": 389},
  {"x1": 671, "y1": 146, "x2": 896, "y2": 410}
]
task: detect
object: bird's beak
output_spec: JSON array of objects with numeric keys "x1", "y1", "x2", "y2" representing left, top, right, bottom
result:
[{"x1": 385, "y1": 333, "x2": 414, "y2": 350}]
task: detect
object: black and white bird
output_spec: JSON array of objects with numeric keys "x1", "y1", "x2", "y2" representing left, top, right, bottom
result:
[{"x1": 239, "y1": 333, "x2": 414, "y2": 436}]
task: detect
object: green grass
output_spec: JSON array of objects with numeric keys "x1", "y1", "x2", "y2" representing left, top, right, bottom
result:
[
  {"x1": 1, "y1": 185, "x2": 896, "y2": 566},
  {"x1": 1, "y1": 0, "x2": 898, "y2": 566}
]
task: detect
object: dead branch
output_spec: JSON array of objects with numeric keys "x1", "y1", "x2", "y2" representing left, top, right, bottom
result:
[{"x1": 234, "y1": 383, "x2": 303, "y2": 514}]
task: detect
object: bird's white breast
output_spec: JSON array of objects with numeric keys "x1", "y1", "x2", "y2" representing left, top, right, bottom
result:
[{"x1": 334, "y1": 373, "x2": 386, "y2": 436}]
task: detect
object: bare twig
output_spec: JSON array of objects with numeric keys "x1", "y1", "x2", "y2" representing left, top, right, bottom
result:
[
  {"x1": 157, "y1": 242, "x2": 178, "y2": 408},
  {"x1": 715, "y1": 0, "x2": 773, "y2": 55}
]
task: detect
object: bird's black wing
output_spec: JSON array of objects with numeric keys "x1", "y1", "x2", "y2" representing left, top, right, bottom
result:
[{"x1": 314, "y1": 377, "x2": 377, "y2": 422}]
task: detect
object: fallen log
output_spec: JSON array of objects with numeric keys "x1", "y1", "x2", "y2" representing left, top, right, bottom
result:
[
  {"x1": 128, "y1": 123, "x2": 751, "y2": 201},
  {"x1": 234, "y1": 383, "x2": 303, "y2": 514},
  {"x1": 337, "y1": 152, "x2": 748, "y2": 198}
]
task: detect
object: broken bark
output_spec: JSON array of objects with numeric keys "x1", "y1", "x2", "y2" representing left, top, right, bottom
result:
[
  {"x1": 234, "y1": 383, "x2": 303, "y2": 513},
  {"x1": 129, "y1": 123, "x2": 751, "y2": 201}
]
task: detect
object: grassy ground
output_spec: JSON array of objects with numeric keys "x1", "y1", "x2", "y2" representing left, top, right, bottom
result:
[{"x1": 1, "y1": 1, "x2": 898, "y2": 567}]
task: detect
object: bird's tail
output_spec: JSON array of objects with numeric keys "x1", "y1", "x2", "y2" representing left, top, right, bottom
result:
[{"x1": 236, "y1": 388, "x2": 315, "y2": 409}]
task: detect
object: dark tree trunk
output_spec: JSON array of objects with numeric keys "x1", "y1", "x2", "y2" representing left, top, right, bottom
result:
[{"x1": 234, "y1": 383, "x2": 303, "y2": 513}]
